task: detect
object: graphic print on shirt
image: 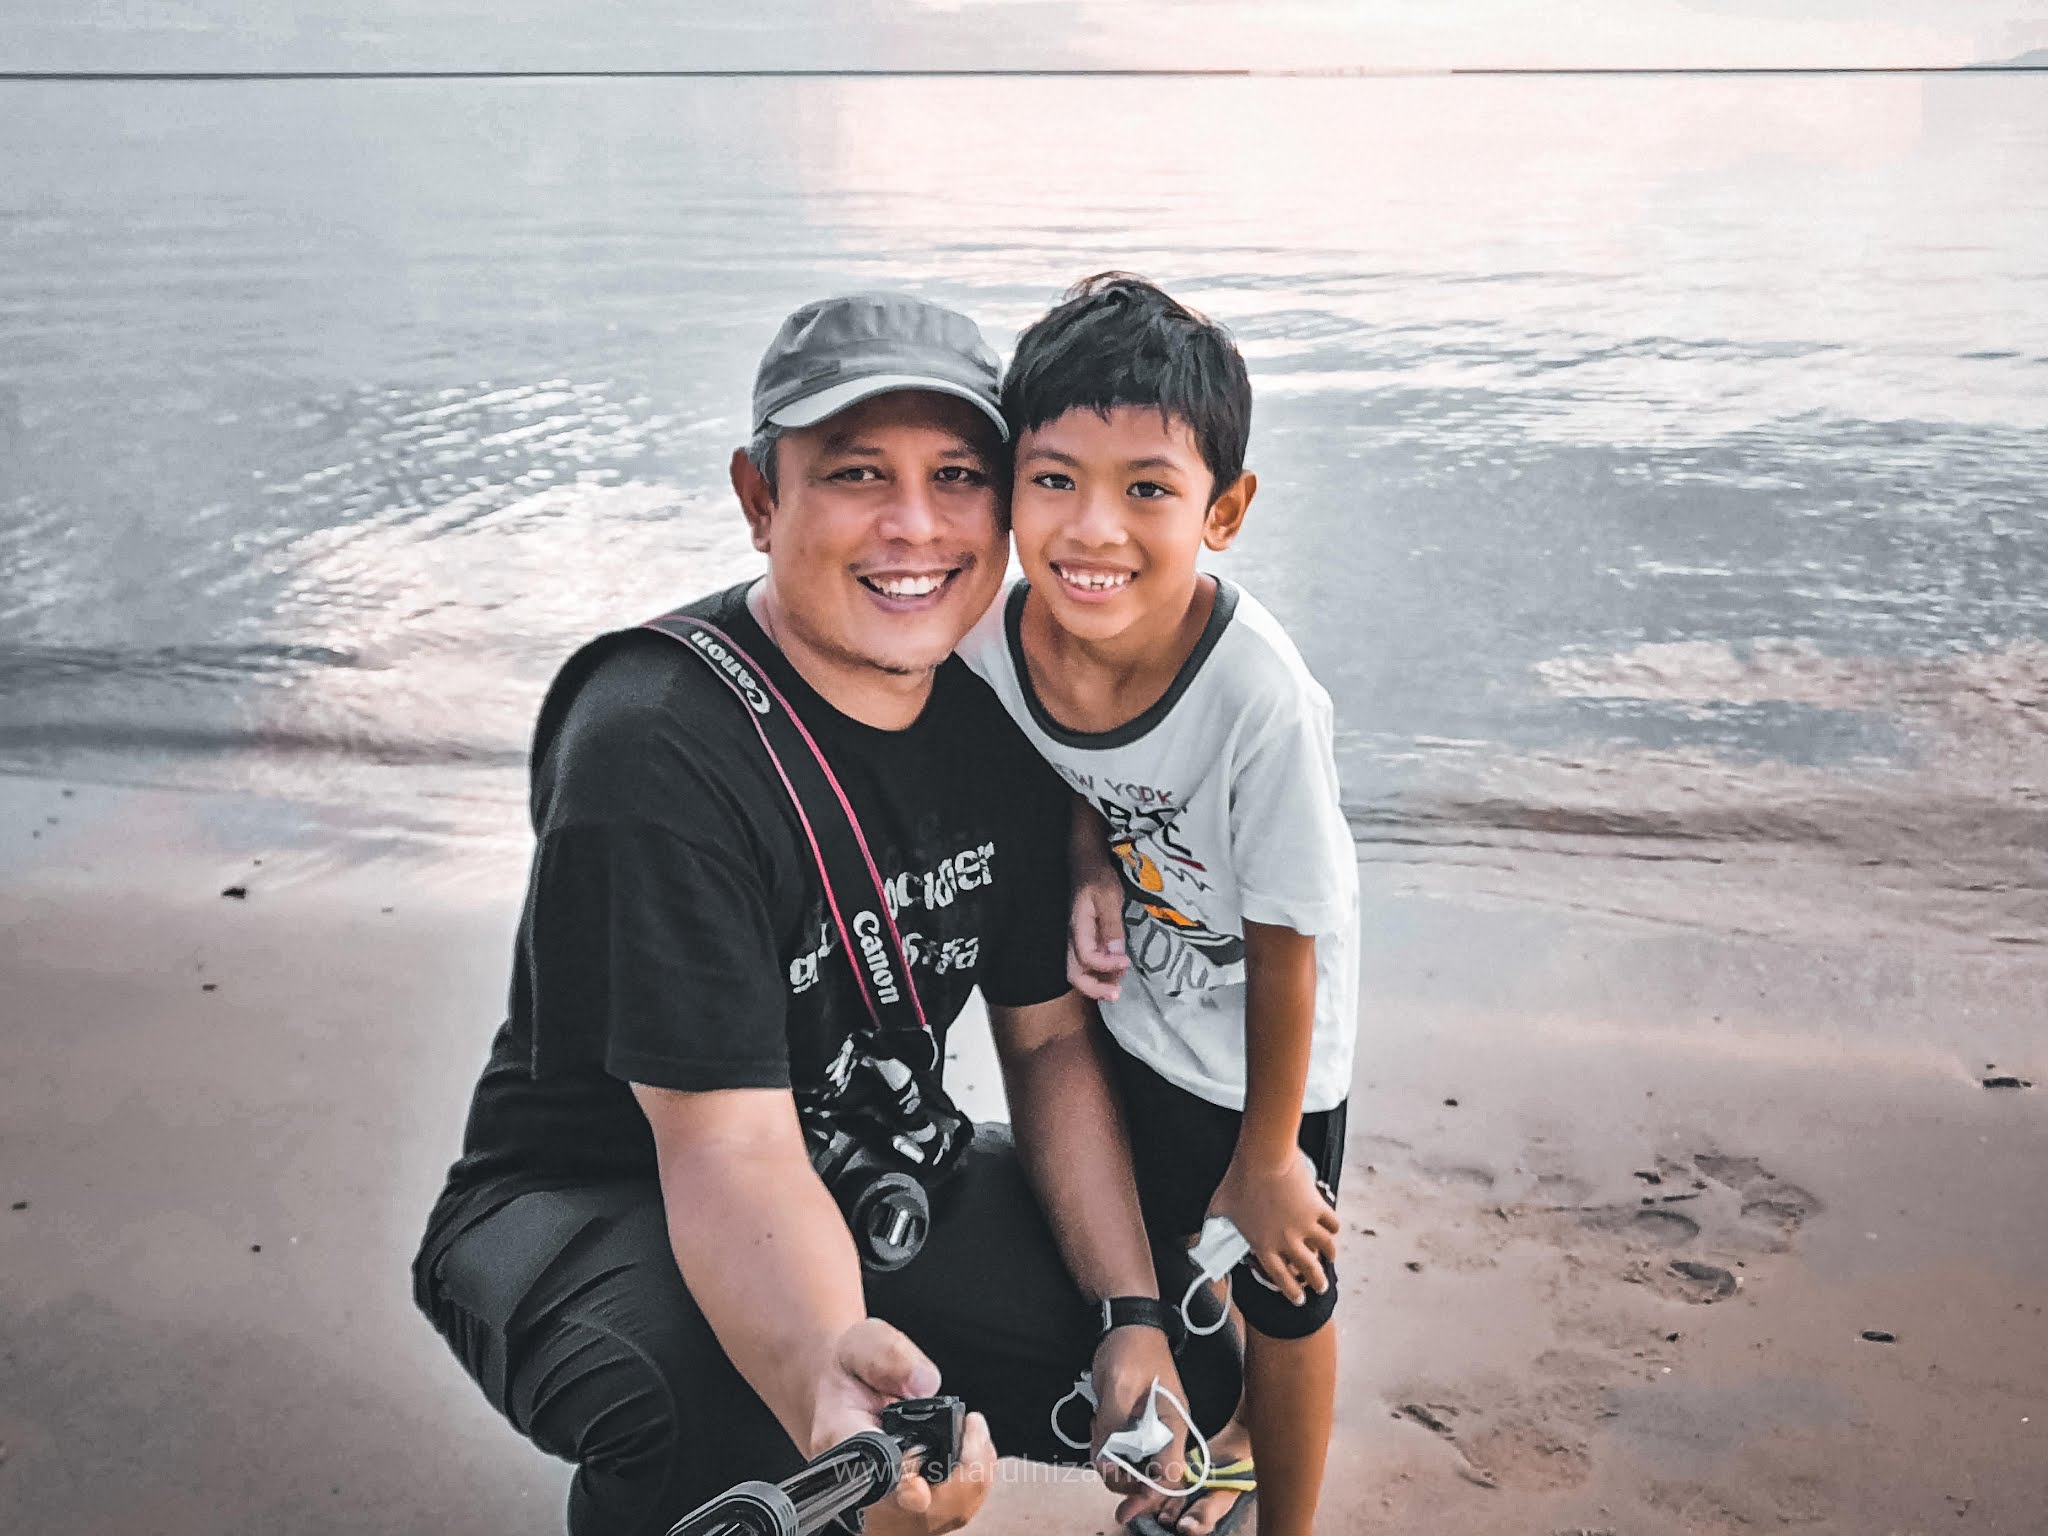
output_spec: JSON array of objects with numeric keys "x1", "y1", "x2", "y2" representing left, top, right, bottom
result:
[
  {"x1": 787, "y1": 836, "x2": 997, "y2": 995},
  {"x1": 1095, "y1": 795, "x2": 1245, "y2": 996}
]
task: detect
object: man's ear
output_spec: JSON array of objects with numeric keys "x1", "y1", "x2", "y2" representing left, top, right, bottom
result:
[
  {"x1": 731, "y1": 446, "x2": 776, "y2": 554},
  {"x1": 1203, "y1": 472, "x2": 1256, "y2": 551}
]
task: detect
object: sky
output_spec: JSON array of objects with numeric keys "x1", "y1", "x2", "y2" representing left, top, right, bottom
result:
[{"x1": 4, "y1": 0, "x2": 2048, "y2": 73}]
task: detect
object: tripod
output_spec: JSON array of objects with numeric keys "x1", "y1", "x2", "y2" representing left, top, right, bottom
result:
[{"x1": 664, "y1": 1397, "x2": 967, "y2": 1536}]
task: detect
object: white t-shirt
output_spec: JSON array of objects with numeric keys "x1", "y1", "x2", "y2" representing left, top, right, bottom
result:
[{"x1": 959, "y1": 578, "x2": 1359, "y2": 1113}]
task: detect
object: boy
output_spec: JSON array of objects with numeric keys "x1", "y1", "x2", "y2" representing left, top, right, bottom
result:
[{"x1": 959, "y1": 275, "x2": 1358, "y2": 1536}]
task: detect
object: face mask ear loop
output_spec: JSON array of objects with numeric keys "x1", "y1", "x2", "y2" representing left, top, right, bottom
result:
[
  {"x1": 1049, "y1": 1373, "x2": 1098, "y2": 1452},
  {"x1": 1181, "y1": 1267, "x2": 1234, "y2": 1336},
  {"x1": 1182, "y1": 1215, "x2": 1250, "y2": 1337},
  {"x1": 1099, "y1": 1379, "x2": 1213, "y2": 1500}
]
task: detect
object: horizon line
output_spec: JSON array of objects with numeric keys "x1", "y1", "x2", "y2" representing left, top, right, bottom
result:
[{"x1": 2, "y1": 64, "x2": 2045, "y2": 83}]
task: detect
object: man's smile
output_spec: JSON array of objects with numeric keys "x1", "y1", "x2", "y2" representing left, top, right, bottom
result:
[{"x1": 856, "y1": 564, "x2": 968, "y2": 607}]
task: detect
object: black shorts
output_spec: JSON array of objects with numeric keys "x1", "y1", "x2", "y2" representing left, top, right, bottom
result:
[{"x1": 1108, "y1": 1041, "x2": 1348, "y2": 1341}]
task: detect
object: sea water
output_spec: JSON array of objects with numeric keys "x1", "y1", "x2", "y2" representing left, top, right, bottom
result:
[{"x1": 2, "y1": 74, "x2": 2044, "y2": 943}]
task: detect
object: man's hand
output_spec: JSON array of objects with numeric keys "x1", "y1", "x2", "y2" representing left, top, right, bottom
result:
[
  {"x1": 805, "y1": 1318, "x2": 942, "y2": 1452},
  {"x1": 807, "y1": 1319, "x2": 997, "y2": 1536},
  {"x1": 863, "y1": 1410, "x2": 996, "y2": 1536},
  {"x1": 1088, "y1": 1325, "x2": 1191, "y2": 1529},
  {"x1": 1208, "y1": 1149, "x2": 1339, "y2": 1308}
]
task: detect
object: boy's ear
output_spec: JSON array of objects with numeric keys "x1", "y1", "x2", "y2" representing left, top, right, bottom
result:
[
  {"x1": 731, "y1": 446, "x2": 776, "y2": 554},
  {"x1": 1202, "y1": 472, "x2": 1256, "y2": 552}
]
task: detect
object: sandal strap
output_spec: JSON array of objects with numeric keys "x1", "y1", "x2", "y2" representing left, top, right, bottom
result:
[{"x1": 1187, "y1": 1447, "x2": 1258, "y2": 1493}]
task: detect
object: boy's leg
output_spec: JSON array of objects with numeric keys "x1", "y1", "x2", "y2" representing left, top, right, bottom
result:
[
  {"x1": 1164, "y1": 1266, "x2": 1338, "y2": 1536},
  {"x1": 1204, "y1": 1099, "x2": 1348, "y2": 1536},
  {"x1": 1161, "y1": 1308, "x2": 1338, "y2": 1536},
  {"x1": 1105, "y1": 1048, "x2": 1350, "y2": 1535},
  {"x1": 1242, "y1": 1321, "x2": 1338, "y2": 1536}
]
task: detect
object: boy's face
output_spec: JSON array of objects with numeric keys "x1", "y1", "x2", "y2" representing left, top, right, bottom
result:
[{"x1": 1010, "y1": 405, "x2": 1251, "y2": 647}]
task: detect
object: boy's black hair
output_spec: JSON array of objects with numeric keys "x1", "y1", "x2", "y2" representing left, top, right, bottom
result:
[{"x1": 1002, "y1": 273, "x2": 1251, "y2": 503}]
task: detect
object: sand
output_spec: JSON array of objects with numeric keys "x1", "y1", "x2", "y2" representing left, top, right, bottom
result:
[{"x1": 3, "y1": 773, "x2": 2044, "y2": 1535}]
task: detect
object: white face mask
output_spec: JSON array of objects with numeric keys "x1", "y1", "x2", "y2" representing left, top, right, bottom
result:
[
  {"x1": 1050, "y1": 1374, "x2": 1211, "y2": 1499},
  {"x1": 1180, "y1": 1215, "x2": 1253, "y2": 1336},
  {"x1": 1181, "y1": 1165, "x2": 1337, "y2": 1333}
]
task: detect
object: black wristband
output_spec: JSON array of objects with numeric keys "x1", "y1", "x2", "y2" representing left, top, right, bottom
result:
[{"x1": 1096, "y1": 1295, "x2": 1186, "y2": 1355}]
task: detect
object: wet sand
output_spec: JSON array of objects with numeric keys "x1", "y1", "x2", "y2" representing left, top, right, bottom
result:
[{"x1": 3, "y1": 775, "x2": 2044, "y2": 1535}]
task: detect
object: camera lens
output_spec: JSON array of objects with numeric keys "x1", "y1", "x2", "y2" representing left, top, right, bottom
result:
[{"x1": 848, "y1": 1171, "x2": 929, "y2": 1272}]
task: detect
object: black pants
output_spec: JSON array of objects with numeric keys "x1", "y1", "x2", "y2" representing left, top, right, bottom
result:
[{"x1": 413, "y1": 1125, "x2": 1241, "y2": 1536}]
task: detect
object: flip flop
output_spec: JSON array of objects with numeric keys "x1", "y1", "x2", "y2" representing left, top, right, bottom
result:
[{"x1": 1125, "y1": 1447, "x2": 1257, "y2": 1536}]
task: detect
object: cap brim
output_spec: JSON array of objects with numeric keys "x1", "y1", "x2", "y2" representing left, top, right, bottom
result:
[{"x1": 766, "y1": 374, "x2": 1009, "y2": 442}]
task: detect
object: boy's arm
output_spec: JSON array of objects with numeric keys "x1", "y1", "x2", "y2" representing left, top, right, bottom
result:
[
  {"x1": 1238, "y1": 919, "x2": 1318, "y2": 1166},
  {"x1": 1209, "y1": 921, "x2": 1341, "y2": 1305},
  {"x1": 1211, "y1": 666, "x2": 1354, "y2": 1299}
]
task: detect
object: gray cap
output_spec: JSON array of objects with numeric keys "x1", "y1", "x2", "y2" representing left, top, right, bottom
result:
[{"x1": 751, "y1": 293, "x2": 1007, "y2": 440}]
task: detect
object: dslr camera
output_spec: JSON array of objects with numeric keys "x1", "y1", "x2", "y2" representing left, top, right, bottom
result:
[{"x1": 803, "y1": 1047, "x2": 970, "y2": 1272}]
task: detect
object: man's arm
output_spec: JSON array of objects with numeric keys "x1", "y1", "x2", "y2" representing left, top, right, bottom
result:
[
  {"x1": 989, "y1": 992, "x2": 1189, "y2": 1525},
  {"x1": 632, "y1": 1083, "x2": 875, "y2": 1451},
  {"x1": 988, "y1": 992, "x2": 1159, "y2": 1303},
  {"x1": 632, "y1": 1083, "x2": 997, "y2": 1534}
]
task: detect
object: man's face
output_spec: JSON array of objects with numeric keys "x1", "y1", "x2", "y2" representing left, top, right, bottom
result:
[
  {"x1": 1010, "y1": 404, "x2": 1243, "y2": 647},
  {"x1": 746, "y1": 390, "x2": 1006, "y2": 680}
]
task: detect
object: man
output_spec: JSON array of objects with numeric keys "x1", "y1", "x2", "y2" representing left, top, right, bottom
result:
[{"x1": 412, "y1": 294, "x2": 1236, "y2": 1536}]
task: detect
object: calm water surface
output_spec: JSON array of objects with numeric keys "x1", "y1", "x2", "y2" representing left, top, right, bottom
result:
[{"x1": 2, "y1": 75, "x2": 2044, "y2": 943}]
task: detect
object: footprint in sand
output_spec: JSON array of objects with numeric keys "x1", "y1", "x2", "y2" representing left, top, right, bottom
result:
[
  {"x1": 1693, "y1": 1152, "x2": 1822, "y2": 1249},
  {"x1": 1575, "y1": 1204, "x2": 1702, "y2": 1248},
  {"x1": 1416, "y1": 1160, "x2": 1499, "y2": 1192},
  {"x1": 1391, "y1": 1353, "x2": 1617, "y2": 1492},
  {"x1": 1384, "y1": 1145, "x2": 1820, "y2": 1511},
  {"x1": 1568, "y1": 1202, "x2": 1741, "y2": 1303},
  {"x1": 1498, "y1": 1147, "x2": 1818, "y2": 1289},
  {"x1": 1631, "y1": 1256, "x2": 1742, "y2": 1305}
]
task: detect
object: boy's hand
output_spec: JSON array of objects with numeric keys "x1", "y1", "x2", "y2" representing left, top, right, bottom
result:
[
  {"x1": 1067, "y1": 799, "x2": 1129, "y2": 1002},
  {"x1": 1068, "y1": 870, "x2": 1130, "y2": 1001},
  {"x1": 1208, "y1": 1150, "x2": 1339, "y2": 1308}
]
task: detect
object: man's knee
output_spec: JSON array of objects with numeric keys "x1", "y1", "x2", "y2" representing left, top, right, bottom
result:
[
  {"x1": 510, "y1": 1316, "x2": 680, "y2": 1466},
  {"x1": 512, "y1": 1316, "x2": 711, "y2": 1536},
  {"x1": 526, "y1": 1311, "x2": 798, "y2": 1534},
  {"x1": 415, "y1": 1188, "x2": 619, "y2": 1409},
  {"x1": 418, "y1": 1189, "x2": 798, "y2": 1530}
]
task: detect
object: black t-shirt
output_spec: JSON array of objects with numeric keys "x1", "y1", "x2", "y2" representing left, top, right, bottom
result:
[{"x1": 429, "y1": 582, "x2": 1073, "y2": 1231}]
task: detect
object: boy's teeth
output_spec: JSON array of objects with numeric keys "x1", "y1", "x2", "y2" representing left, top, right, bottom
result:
[
  {"x1": 869, "y1": 573, "x2": 946, "y2": 598},
  {"x1": 1058, "y1": 566, "x2": 1132, "y2": 592}
]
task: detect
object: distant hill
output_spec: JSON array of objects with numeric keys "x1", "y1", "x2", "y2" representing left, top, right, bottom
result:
[{"x1": 1972, "y1": 47, "x2": 2048, "y2": 68}]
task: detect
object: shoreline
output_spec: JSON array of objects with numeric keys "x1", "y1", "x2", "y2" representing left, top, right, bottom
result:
[{"x1": 3, "y1": 774, "x2": 2044, "y2": 1533}]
